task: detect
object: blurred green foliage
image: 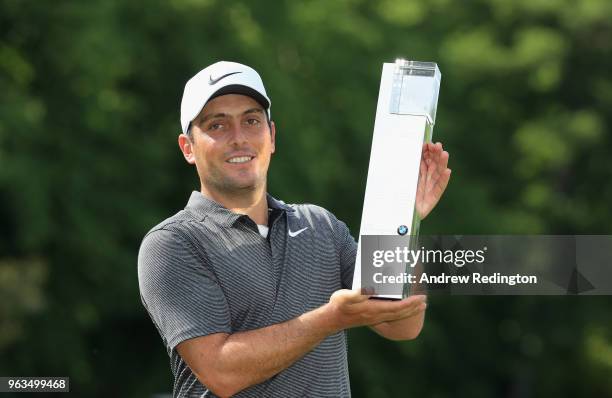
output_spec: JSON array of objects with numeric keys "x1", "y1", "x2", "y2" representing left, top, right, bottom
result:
[{"x1": 1, "y1": 0, "x2": 611, "y2": 397}]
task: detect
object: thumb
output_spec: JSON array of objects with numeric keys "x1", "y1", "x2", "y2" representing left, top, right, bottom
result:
[{"x1": 331, "y1": 289, "x2": 371, "y2": 304}]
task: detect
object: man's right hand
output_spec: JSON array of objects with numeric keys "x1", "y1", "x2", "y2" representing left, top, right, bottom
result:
[{"x1": 325, "y1": 289, "x2": 427, "y2": 333}]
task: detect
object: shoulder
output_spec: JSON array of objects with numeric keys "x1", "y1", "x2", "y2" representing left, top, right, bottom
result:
[
  {"x1": 138, "y1": 209, "x2": 206, "y2": 263},
  {"x1": 137, "y1": 211, "x2": 213, "y2": 285},
  {"x1": 141, "y1": 205, "x2": 213, "y2": 245},
  {"x1": 142, "y1": 209, "x2": 192, "y2": 238}
]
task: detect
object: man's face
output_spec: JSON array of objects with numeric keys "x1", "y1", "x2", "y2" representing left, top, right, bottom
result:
[{"x1": 187, "y1": 94, "x2": 275, "y2": 195}]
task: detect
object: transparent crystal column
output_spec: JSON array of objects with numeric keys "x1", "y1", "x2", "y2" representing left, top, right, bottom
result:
[{"x1": 390, "y1": 60, "x2": 441, "y2": 123}]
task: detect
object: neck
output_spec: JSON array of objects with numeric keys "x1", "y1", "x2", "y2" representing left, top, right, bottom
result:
[{"x1": 200, "y1": 184, "x2": 269, "y2": 225}]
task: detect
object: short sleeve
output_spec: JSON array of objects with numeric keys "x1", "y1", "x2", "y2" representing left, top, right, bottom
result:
[
  {"x1": 327, "y1": 213, "x2": 357, "y2": 290},
  {"x1": 137, "y1": 229, "x2": 231, "y2": 352}
]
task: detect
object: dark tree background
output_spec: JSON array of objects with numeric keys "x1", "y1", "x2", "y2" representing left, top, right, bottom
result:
[{"x1": 1, "y1": 0, "x2": 611, "y2": 397}]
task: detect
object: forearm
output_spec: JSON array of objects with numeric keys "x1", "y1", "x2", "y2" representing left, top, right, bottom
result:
[
  {"x1": 370, "y1": 307, "x2": 426, "y2": 341},
  {"x1": 185, "y1": 288, "x2": 424, "y2": 396},
  {"x1": 372, "y1": 264, "x2": 428, "y2": 341},
  {"x1": 215, "y1": 304, "x2": 338, "y2": 395}
]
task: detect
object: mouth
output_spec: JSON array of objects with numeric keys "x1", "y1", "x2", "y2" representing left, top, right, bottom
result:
[{"x1": 226, "y1": 155, "x2": 255, "y2": 164}]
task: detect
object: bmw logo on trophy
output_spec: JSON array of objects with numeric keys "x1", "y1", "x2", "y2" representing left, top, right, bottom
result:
[{"x1": 352, "y1": 59, "x2": 442, "y2": 299}]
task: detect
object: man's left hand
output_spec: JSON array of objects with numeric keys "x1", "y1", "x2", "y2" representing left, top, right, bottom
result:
[{"x1": 416, "y1": 141, "x2": 451, "y2": 220}]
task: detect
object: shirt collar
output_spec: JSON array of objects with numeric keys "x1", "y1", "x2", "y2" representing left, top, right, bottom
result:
[{"x1": 185, "y1": 191, "x2": 294, "y2": 227}]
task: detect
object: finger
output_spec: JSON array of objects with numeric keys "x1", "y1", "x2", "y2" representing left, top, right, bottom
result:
[
  {"x1": 417, "y1": 160, "x2": 427, "y2": 197},
  {"x1": 370, "y1": 294, "x2": 426, "y2": 314},
  {"x1": 400, "y1": 294, "x2": 427, "y2": 307},
  {"x1": 423, "y1": 147, "x2": 432, "y2": 165},
  {"x1": 427, "y1": 150, "x2": 448, "y2": 183},
  {"x1": 428, "y1": 152, "x2": 447, "y2": 189},
  {"x1": 333, "y1": 289, "x2": 371, "y2": 304},
  {"x1": 390, "y1": 295, "x2": 427, "y2": 315},
  {"x1": 431, "y1": 144, "x2": 444, "y2": 162},
  {"x1": 420, "y1": 158, "x2": 427, "y2": 179},
  {"x1": 426, "y1": 142, "x2": 435, "y2": 156},
  {"x1": 395, "y1": 301, "x2": 427, "y2": 320},
  {"x1": 438, "y1": 151, "x2": 449, "y2": 172},
  {"x1": 432, "y1": 168, "x2": 451, "y2": 199},
  {"x1": 377, "y1": 300, "x2": 426, "y2": 322},
  {"x1": 435, "y1": 142, "x2": 448, "y2": 167},
  {"x1": 427, "y1": 142, "x2": 437, "y2": 156},
  {"x1": 426, "y1": 154, "x2": 438, "y2": 182},
  {"x1": 425, "y1": 145, "x2": 439, "y2": 175}
]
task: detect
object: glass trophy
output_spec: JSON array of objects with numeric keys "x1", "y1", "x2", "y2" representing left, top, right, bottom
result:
[{"x1": 351, "y1": 59, "x2": 442, "y2": 299}]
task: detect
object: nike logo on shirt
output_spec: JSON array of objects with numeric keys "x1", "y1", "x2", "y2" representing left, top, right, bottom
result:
[
  {"x1": 209, "y1": 71, "x2": 242, "y2": 85},
  {"x1": 288, "y1": 227, "x2": 308, "y2": 237}
]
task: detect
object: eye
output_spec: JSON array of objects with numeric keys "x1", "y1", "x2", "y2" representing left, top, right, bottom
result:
[
  {"x1": 208, "y1": 122, "x2": 224, "y2": 131},
  {"x1": 245, "y1": 118, "x2": 261, "y2": 126}
]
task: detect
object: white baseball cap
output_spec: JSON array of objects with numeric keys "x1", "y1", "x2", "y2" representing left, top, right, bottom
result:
[{"x1": 180, "y1": 61, "x2": 271, "y2": 134}]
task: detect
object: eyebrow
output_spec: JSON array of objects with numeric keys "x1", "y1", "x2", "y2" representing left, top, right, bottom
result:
[{"x1": 199, "y1": 107, "x2": 264, "y2": 124}]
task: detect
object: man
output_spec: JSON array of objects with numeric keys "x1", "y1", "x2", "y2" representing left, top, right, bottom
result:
[{"x1": 138, "y1": 61, "x2": 451, "y2": 398}]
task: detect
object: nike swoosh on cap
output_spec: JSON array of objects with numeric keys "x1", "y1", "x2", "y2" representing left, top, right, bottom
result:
[
  {"x1": 209, "y1": 71, "x2": 242, "y2": 85},
  {"x1": 288, "y1": 227, "x2": 308, "y2": 237}
]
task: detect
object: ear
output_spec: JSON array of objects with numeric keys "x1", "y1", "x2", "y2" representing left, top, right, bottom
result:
[
  {"x1": 178, "y1": 133, "x2": 196, "y2": 164},
  {"x1": 270, "y1": 120, "x2": 276, "y2": 154}
]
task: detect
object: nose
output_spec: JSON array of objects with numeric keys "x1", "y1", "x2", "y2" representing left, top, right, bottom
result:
[{"x1": 227, "y1": 120, "x2": 248, "y2": 146}]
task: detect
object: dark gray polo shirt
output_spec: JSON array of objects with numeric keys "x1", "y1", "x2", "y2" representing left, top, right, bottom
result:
[{"x1": 138, "y1": 191, "x2": 357, "y2": 397}]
